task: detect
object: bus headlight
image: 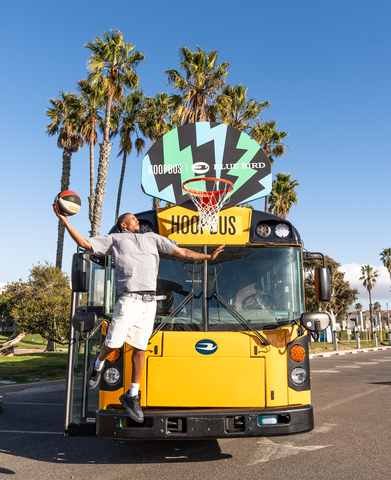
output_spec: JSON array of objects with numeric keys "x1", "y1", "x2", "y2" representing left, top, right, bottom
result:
[
  {"x1": 291, "y1": 367, "x2": 307, "y2": 385},
  {"x1": 103, "y1": 367, "x2": 120, "y2": 385}
]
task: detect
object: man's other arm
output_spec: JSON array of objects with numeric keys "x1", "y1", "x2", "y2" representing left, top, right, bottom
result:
[{"x1": 171, "y1": 244, "x2": 225, "y2": 261}]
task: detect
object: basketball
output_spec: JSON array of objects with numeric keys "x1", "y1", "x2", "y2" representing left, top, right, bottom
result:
[{"x1": 55, "y1": 190, "x2": 81, "y2": 216}]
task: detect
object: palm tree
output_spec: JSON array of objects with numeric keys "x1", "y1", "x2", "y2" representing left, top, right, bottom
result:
[
  {"x1": 165, "y1": 46, "x2": 230, "y2": 124},
  {"x1": 85, "y1": 29, "x2": 144, "y2": 236},
  {"x1": 250, "y1": 120, "x2": 290, "y2": 212},
  {"x1": 76, "y1": 80, "x2": 104, "y2": 229},
  {"x1": 216, "y1": 84, "x2": 269, "y2": 132},
  {"x1": 374, "y1": 301, "x2": 381, "y2": 311},
  {"x1": 111, "y1": 91, "x2": 146, "y2": 222},
  {"x1": 139, "y1": 93, "x2": 175, "y2": 209},
  {"x1": 355, "y1": 303, "x2": 363, "y2": 310},
  {"x1": 268, "y1": 173, "x2": 298, "y2": 219},
  {"x1": 359, "y1": 265, "x2": 379, "y2": 331},
  {"x1": 380, "y1": 248, "x2": 391, "y2": 281},
  {"x1": 46, "y1": 92, "x2": 83, "y2": 269}
]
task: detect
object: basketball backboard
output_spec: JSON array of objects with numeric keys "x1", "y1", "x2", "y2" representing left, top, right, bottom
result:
[{"x1": 141, "y1": 122, "x2": 272, "y2": 210}]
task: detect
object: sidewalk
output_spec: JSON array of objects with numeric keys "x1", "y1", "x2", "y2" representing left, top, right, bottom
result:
[
  {"x1": 309, "y1": 345, "x2": 391, "y2": 358},
  {"x1": 0, "y1": 379, "x2": 66, "y2": 396}
]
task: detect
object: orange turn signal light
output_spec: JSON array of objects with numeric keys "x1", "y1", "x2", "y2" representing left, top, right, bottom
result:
[
  {"x1": 290, "y1": 345, "x2": 306, "y2": 362},
  {"x1": 106, "y1": 348, "x2": 121, "y2": 363}
]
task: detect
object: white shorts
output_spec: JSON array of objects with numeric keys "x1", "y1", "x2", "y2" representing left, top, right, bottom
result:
[{"x1": 104, "y1": 295, "x2": 156, "y2": 350}]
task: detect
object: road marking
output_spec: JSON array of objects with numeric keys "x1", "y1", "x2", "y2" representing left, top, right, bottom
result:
[
  {"x1": 355, "y1": 362, "x2": 379, "y2": 365},
  {"x1": 248, "y1": 438, "x2": 331, "y2": 465},
  {"x1": 4, "y1": 402, "x2": 63, "y2": 406},
  {"x1": 311, "y1": 370, "x2": 340, "y2": 373},
  {"x1": 0, "y1": 430, "x2": 62, "y2": 435},
  {"x1": 333, "y1": 365, "x2": 361, "y2": 368}
]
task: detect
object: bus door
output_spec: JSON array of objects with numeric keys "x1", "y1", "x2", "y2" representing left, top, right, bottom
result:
[{"x1": 63, "y1": 253, "x2": 115, "y2": 436}]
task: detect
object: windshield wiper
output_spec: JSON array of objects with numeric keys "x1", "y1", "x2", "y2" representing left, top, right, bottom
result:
[
  {"x1": 150, "y1": 291, "x2": 197, "y2": 339},
  {"x1": 212, "y1": 292, "x2": 270, "y2": 346}
]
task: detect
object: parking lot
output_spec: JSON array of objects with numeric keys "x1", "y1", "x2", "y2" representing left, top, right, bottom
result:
[{"x1": 1, "y1": 349, "x2": 390, "y2": 480}]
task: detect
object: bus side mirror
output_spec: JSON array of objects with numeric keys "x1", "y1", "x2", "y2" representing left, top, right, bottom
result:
[
  {"x1": 315, "y1": 267, "x2": 331, "y2": 302},
  {"x1": 72, "y1": 312, "x2": 97, "y2": 332},
  {"x1": 301, "y1": 312, "x2": 331, "y2": 332},
  {"x1": 71, "y1": 253, "x2": 90, "y2": 292}
]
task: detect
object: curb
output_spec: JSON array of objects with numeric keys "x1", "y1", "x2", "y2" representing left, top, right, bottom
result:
[
  {"x1": 0, "y1": 379, "x2": 66, "y2": 396},
  {"x1": 309, "y1": 345, "x2": 391, "y2": 359}
]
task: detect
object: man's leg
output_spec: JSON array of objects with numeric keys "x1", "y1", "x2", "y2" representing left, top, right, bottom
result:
[
  {"x1": 131, "y1": 347, "x2": 146, "y2": 384},
  {"x1": 120, "y1": 301, "x2": 156, "y2": 423},
  {"x1": 119, "y1": 347, "x2": 146, "y2": 424},
  {"x1": 99, "y1": 343, "x2": 117, "y2": 362}
]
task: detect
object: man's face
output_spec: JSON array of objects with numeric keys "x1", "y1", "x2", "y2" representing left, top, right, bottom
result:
[{"x1": 121, "y1": 214, "x2": 140, "y2": 233}]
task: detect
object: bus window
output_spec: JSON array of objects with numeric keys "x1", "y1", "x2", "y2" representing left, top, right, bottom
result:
[
  {"x1": 154, "y1": 247, "x2": 204, "y2": 331},
  {"x1": 207, "y1": 246, "x2": 304, "y2": 331}
]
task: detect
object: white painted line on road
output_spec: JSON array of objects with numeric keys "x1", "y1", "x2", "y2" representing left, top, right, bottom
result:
[
  {"x1": 311, "y1": 370, "x2": 340, "y2": 373},
  {"x1": 249, "y1": 438, "x2": 331, "y2": 465},
  {"x1": 0, "y1": 430, "x2": 62, "y2": 434},
  {"x1": 355, "y1": 362, "x2": 378, "y2": 365},
  {"x1": 5, "y1": 402, "x2": 63, "y2": 406},
  {"x1": 336, "y1": 352, "x2": 345, "y2": 355},
  {"x1": 332, "y1": 365, "x2": 360, "y2": 369}
]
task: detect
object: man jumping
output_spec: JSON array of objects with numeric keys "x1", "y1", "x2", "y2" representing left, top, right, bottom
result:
[{"x1": 54, "y1": 207, "x2": 224, "y2": 423}]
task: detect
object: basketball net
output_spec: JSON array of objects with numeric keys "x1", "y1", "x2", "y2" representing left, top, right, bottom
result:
[{"x1": 183, "y1": 177, "x2": 234, "y2": 233}]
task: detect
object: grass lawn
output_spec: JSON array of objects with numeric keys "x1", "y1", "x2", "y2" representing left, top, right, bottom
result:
[
  {"x1": 0, "y1": 352, "x2": 71, "y2": 384},
  {"x1": 0, "y1": 333, "x2": 68, "y2": 350}
]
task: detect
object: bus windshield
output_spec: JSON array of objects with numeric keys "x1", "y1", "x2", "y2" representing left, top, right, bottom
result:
[{"x1": 155, "y1": 246, "x2": 304, "y2": 332}]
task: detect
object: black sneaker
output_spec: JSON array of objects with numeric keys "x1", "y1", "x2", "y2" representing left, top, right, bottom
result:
[
  {"x1": 119, "y1": 392, "x2": 144, "y2": 423},
  {"x1": 87, "y1": 352, "x2": 104, "y2": 389}
]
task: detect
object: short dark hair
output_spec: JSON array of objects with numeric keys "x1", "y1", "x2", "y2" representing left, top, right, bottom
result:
[{"x1": 116, "y1": 213, "x2": 132, "y2": 232}]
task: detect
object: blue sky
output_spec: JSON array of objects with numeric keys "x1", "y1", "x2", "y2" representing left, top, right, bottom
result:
[{"x1": 1, "y1": 0, "x2": 390, "y2": 309}]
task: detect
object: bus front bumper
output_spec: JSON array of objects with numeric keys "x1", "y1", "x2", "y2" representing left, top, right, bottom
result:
[{"x1": 96, "y1": 404, "x2": 314, "y2": 440}]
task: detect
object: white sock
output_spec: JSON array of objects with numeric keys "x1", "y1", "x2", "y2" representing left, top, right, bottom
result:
[
  {"x1": 94, "y1": 357, "x2": 105, "y2": 371},
  {"x1": 129, "y1": 383, "x2": 140, "y2": 397}
]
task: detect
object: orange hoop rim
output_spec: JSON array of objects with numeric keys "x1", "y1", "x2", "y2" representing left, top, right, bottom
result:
[{"x1": 182, "y1": 177, "x2": 234, "y2": 199}]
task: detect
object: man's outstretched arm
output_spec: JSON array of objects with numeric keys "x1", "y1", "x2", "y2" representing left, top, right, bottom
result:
[
  {"x1": 171, "y1": 244, "x2": 225, "y2": 261},
  {"x1": 53, "y1": 204, "x2": 92, "y2": 250}
]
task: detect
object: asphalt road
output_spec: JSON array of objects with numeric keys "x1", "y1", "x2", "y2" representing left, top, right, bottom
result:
[{"x1": 0, "y1": 349, "x2": 390, "y2": 480}]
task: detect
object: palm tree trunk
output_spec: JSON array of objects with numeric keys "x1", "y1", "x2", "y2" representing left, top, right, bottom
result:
[
  {"x1": 88, "y1": 137, "x2": 95, "y2": 228},
  {"x1": 90, "y1": 141, "x2": 113, "y2": 237},
  {"x1": 115, "y1": 151, "x2": 128, "y2": 223},
  {"x1": 103, "y1": 95, "x2": 113, "y2": 142},
  {"x1": 153, "y1": 197, "x2": 161, "y2": 210},
  {"x1": 264, "y1": 195, "x2": 269, "y2": 213},
  {"x1": 56, "y1": 148, "x2": 72, "y2": 269}
]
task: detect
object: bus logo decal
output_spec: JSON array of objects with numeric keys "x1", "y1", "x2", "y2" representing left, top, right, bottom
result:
[{"x1": 195, "y1": 340, "x2": 218, "y2": 355}]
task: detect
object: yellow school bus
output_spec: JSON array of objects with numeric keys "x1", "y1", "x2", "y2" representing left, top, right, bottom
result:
[{"x1": 64, "y1": 204, "x2": 331, "y2": 439}]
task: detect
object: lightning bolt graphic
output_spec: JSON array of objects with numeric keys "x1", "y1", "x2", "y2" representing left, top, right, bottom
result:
[
  {"x1": 195, "y1": 123, "x2": 228, "y2": 174},
  {"x1": 163, "y1": 128, "x2": 195, "y2": 188},
  {"x1": 226, "y1": 132, "x2": 261, "y2": 199}
]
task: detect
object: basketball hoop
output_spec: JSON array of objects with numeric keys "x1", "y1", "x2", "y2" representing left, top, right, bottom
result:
[{"x1": 183, "y1": 177, "x2": 234, "y2": 232}]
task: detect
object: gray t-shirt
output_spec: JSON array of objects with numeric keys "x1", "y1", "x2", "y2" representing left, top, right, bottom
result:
[{"x1": 87, "y1": 232, "x2": 178, "y2": 295}]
